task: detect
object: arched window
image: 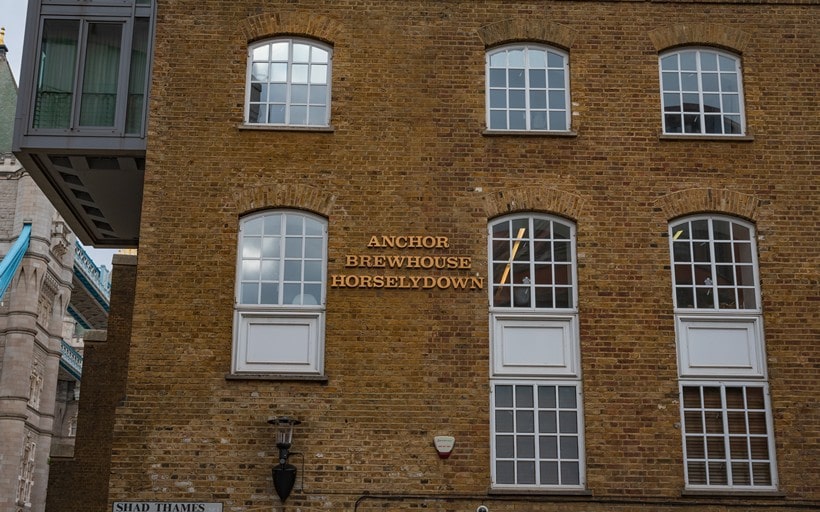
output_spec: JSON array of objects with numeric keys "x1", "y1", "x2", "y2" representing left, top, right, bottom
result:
[
  {"x1": 488, "y1": 214, "x2": 585, "y2": 489},
  {"x1": 233, "y1": 210, "x2": 327, "y2": 375},
  {"x1": 668, "y1": 215, "x2": 776, "y2": 489},
  {"x1": 245, "y1": 38, "x2": 332, "y2": 127},
  {"x1": 670, "y1": 216, "x2": 759, "y2": 311},
  {"x1": 486, "y1": 44, "x2": 570, "y2": 132},
  {"x1": 660, "y1": 48, "x2": 745, "y2": 135}
]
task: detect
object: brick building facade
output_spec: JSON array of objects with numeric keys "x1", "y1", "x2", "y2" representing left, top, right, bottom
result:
[{"x1": 13, "y1": 0, "x2": 818, "y2": 511}]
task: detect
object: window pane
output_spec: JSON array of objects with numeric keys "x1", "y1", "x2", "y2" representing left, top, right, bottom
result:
[
  {"x1": 664, "y1": 93, "x2": 682, "y2": 111},
  {"x1": 660, "y1": 54, "x2": 678, "y2": 71},
  {"x1": 540, "y1": 435, "x2": 558, "y2": 458},
  {"x1": 125, "y1": 17, "x2": 150, "y2": 134},
  {"x1": 312, "y1": 47, "x2": 328, "y2": 63},
  {"x1": 538, "y1": 385, "x2": 556, "y2": 408},
  {"x1": 508, "y1": 49, "x2": 524, "y2": 67},
  {"x1": 34, "y1": 20, "x2": 80, "y2": 129},
  {"x1": 495, "y1": 385, "x2": 513, "y2": 407},
  {"x1": 496, "y1": 461, "x2": 515, "y2": 484},
  {"x1": 516, "y1": 411, "x2": 535, "y2": 433},
  {"x1": 241, "y1": 260, "x2": 261, "y2": 280},
  {"x1": 517, "y1": 436, "x2": 535, "y2": 458},
  {"x1": 291, "y1": 84, "x2": 308, "y2": 104},
  {"x1": 252, "y1": 45, "x2": 269, "y2": 61},
  {"x1": 549, "y1": 111, "x2": 567, "y2": 131},
  {"x1": 509, "y1": 90, "x2": 525, "y2": 109},
  {"x1": 558, "y1": 386, "x2": 577, "y2": 408},
  {"x1": 292, "y1": 43, "x2": 310, "y2": 62},
  {"x1": 547, "y1": 51, "x2": 564, "y2": 68},
  {"x1": 260, "y1": 283, "x2": 278, "y2": 304},
  {"x1": 79, "y1": 23, "x2": 123, "y2": 127},
  {"x1": 559, "y1": 411, "x2": 577, "y2": 433},
  {"x1": 515, "y1": 385, "x2": 534, "y2": 407},
  {"x1": 290, "y1": 105, "x2": 307, "y2": 124},
  {"x1": 496, "y1": 435, "x2": 514, "y2": 458},
  {"x1": 271, "y1": 63, "x2": 287, "y2": 82},
  {"x1": 240, "y1": 283, "x2": 258, "y2": 304},
  {"x1": 529, "y1": 69, "x2": 546, "y2": 88},
  {"x1": 490, "y1": 110, "x2": 507, "y2": 129},
  {"x1": 270, "y1": 42, "x2": 288, "y2": 60},
  {"x1": 517, "y1": 461, "x2": 536, "y2": 484},
  {"x1": 509, "y1": 110, "x2": 526, "y2": 130},
  {"x1": 508, "y1": 69, "x2": 525, "y2": 88},
  {"x1": 302, "y1": 284, "x2": 321, "y2": 305},
  {"x1": 495, "y1": 410, "x2": 514, "y2": 432},
  {"x1": 548, "y1": 90, "x2": 566, "y2": 110},
  {"x1": 561, "y1": 462, "x2": 580, "y2": 485},
  {"x1": 261, "y1": 260, "x2": 278, "y2": 280},
  {"x1": 311, "y1": 64, "x2": 328, "y2": 84},
  {"x1": 540, "y1": 462, "x2": 559, "y2": 484},
  {"x1": 547, "y1": 69, "x2": 565, "y2": 88},
  {"x1": 489, "y1": 69, "x2": 506, "y2": 87},
  {"x1": 284, "y1": 260, "x2": 302, "y2": 281},
  {"x1": 268, "y1": 105, "x2": 286, "y2": 124}
]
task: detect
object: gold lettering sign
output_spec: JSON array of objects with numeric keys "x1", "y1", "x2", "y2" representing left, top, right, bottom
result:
[{"x1": 332, "y1": 235, "x2": 483, "y2": 290}]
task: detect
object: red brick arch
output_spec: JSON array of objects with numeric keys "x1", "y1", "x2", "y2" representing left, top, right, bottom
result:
[
  {"x1": 477, "y1": 18, "x2": 576, "y2": 50},
  {"x1": 648, "y1": 23, "x2": 751, "y2": 54},
  {"x1": 654, "y1": 188, "x2": 761, "y2": 222},
  {"x1": 482, "y1": 186, "x2": 585, "y2": 222},
  {"x1": 238, "y1": 11, "x2": 344, "y2": 45},
  {"x1": 235, "y1": 184, "x2": 336, "y2": 218}
]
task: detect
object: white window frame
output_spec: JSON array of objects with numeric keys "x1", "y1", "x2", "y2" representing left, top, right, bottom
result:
[
  {"x1": 488, "y1": 214, "x2": 584, "y2": 490},
  {"x1": 669, "y1": 215, "x2": 777, "y2": 490},
  {"x1": 491, "y1": 380, "x2": 586, "y2": 489},
  {"x1": 232, "y1": 210, "x2": 327, "y2": 375},
  {"x1": 659, "y1": 47, "x2": 746, "y2": 136},
  {"x1": 680, "y1": 382, "x2": 778, "y2": 490},
  {"x1": 245, "y1": 37, "x2": 332, "y2": 127},
  {"x1": 486, "y1": 44, "x2": 571, "y2": 132}
]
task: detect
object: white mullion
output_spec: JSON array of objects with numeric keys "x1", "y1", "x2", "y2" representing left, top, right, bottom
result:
[
  {"x1": 277, "y1": 216, "x2": 286, "y2": 305},
  {"x1": 696, "y1": 50, "x2": 706, "y2": 133},
  {"x1": 742, "y1": 386, "x2": 755, "y2": 483},
  {"x1": 523, "y1": 46, "x2": 531, "y2": 130},
  {"x1": 708, "y1": 220, "x2": 719, "y2": 309},
  {"x1": 719, "y1": 384, "x2": 734, "y2": 485}
]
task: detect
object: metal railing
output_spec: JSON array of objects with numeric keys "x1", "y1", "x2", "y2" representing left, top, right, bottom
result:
[
  {"x1": 60, "y1": 339, "x2": 83, "y2": 380},
  {"x1": 73, "y1": 242, "x2": 111, "y2": 300}
]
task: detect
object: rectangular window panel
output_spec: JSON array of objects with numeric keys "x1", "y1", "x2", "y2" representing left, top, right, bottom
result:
[
  {"x1": 79, "y1": 23, "x2": 123, "y2": 127},
  {"x1": 34, "y1": 19, "x2": 80, "y2": 129},
  {"x1": 681, "y1": 384, "x2": 776, "y2": 489},
  {"x1": 492, "y1": 382, "x2": 584, "y2": 488}
]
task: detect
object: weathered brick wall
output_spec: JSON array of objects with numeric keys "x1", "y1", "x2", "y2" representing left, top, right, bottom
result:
[
  {"x1": 105, "y1": 1, "x2": 817, "y2": 511},
  {"x1": 46, "y1": 255, "x2": 137, "y2": 512}
]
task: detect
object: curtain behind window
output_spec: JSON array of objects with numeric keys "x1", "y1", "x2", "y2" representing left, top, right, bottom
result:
[
  {"x1": 33, "y1": 20, "x2": 79, "y2": 129},
  {"x1": 79, "y1": 23, "x2": 122, "y2": 127}
]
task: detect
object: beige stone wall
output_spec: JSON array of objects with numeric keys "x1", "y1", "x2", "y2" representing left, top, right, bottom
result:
[{"x1": 103, "y1": 1, "x2": 817, "y2": 511}]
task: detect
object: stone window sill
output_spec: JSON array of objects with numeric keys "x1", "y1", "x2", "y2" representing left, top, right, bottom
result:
[
  {"x1": 237, "y1": 123, "x2": 335, "y2": 133},
  {"x1": 225, "y1": 373, "x2": 328, "y2": 383}
]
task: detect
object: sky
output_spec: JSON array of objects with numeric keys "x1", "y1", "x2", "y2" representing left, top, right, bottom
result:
[
  {"x1": 2, "y1": 1, "x2": 116, "y2": 269},
  {"x1": 0, "y1": 0, "x2": 28, "y2": 79}
]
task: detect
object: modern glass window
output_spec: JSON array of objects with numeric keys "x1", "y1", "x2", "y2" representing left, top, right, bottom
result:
[
  {"x1": 660, "y1": 48, "x2": 745, "y2": 135},
  {"x1": 32, "y1": 15, "x2": 151, "y2": 134},
  {"x1": 233, "y1": 211, "x2": 327, "y2": 375},
  {"x1": 246, "y1": 38, "x2": 331, "y2": 127},
  {"x1": 681, "y1": 383, "x2": 776, "y2": 488},
  {"x1": 486, "y1": 44, "x2": 570, "y2": 132},
  {"x1": 669, "y1": 215, "x2": 776, "y2": 490},
  {"x1": 488, "y1": 214, "x2": 584, "y2": 490}
]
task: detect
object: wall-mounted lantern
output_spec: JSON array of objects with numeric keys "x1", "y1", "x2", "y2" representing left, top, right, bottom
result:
[{"x1": 268, "y1": 416, "x2": 301, "y2": 502}]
